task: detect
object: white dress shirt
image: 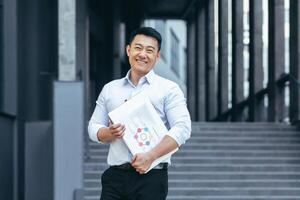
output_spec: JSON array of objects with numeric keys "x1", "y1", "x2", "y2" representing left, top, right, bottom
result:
[{"x1": 88, "y1": 70, "x2": 191, "y2": 166}]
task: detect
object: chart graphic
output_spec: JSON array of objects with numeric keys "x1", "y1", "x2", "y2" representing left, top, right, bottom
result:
[{"x1": 134, "y1": 127, "x2": 153, "y2": 147}]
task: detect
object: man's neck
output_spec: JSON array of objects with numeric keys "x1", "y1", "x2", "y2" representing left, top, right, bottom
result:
[{"x1": 130, "y1": 71, "x2": 144, "y2": 86}]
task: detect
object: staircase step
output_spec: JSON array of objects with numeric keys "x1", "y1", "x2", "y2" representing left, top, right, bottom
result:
[
  {"x1": 167, "y1": 187, "x2": 300, "y2": 196},
  {"x1": 190, "y1": 131, "x2": 300, "y2": 137},
  {"x1": 167, "y1": 172, "x2": 300, "y2": 180},
  {"x1": 86, "y1": 154, "x2": 300, "y2": 160},
  {"x1": 168, "y1": 163, "x2": 300, "y2": 172},
  {"x1": 192, "y1": 122, "x2": 296, "y2": 129},
  {"x1": 84, "y1": 171, "x2": 300, "y2": 180},
  {"x1": 168, "y1": 179, "x2": 300, "y2": 188},
  {"x1": 167, "y1": 195, "x2": 300, "y2": 200},
  {"x1": 193, "y1": 126, "x2": 297, "y2": 131},
  {"x1": 83, "y1": 179, "x2": 300, "y2": 189},
  {"x1": 84, "y1": 180, "x2": 101, "y2": 187},
  {"x1": 88, "y1": 143, "x2": 300, "y2": 150},
  {"x1": 84, "y1": 187, "x2": 300, "y2": 196},
  {"x1": 87, "y1": 149, "x2": 300, "y2": 157},
  {"x1": 83, "y1": 122, "x2": 300, "y2": 200},
  {"x1": 187, "y1": 137, "x2": 300, "y2": 144},
  {"x1": 175, "y1": 150, "x2": 300, "y2": 157},
  {"x1": 180, "y1": 143, "x2": 300, "y2": 150},
  {"x1": 86, "y1": 156, "x2": 300, "y2": 164},
  {"x1": 84, "y1": 163, "x2": 300, "y2": 172},
  {"x1": 84, "y1": 196, "x2": 100, "y2": 200}
]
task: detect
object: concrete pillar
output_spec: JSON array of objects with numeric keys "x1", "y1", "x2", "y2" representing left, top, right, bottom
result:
[
  {"x1": 59, "y1": 0, "x2": 76, "y2": 81},
  {"x1": 76, "y1": 0, "x2": 89, "y2": 122},
  {"x1": 187, "y1": 18, "x2": 197, "y2": 121},
  {"x1": 2, "y1": 0, "x2": 17, "y2": 115},
  {"x1": 196, "y1": 5, "x2": 206, "y2": 121},
  {"x1": 268, "y1": 0, "x2": 285, "y2": 122},
  {"x1": 249, "y1": 0, "x2": 264, "y2": 121},
  {"x1": 112, "y1": 0, "x2": 122, "y2": 79},
  {"x1": 206, "y1": 0, "x2": 217, "y2": 121},
  {"x1": 56, "y1": 0, "x2": 84, "y2": 199},
  {"x1": 53, "y1": 82, "x2": 83, "y2": 200},
  {"x1": 290, "y1": 0, "x2": 300, "y2": 125},
  {"x1": 232, "y1": 0, "x2": 244, "y2": 121},
  {"x1": 217, "y1": 0, "x2": 229, "y2": 116}
]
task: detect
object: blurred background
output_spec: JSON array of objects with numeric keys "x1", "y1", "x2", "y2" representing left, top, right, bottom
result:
[{"x1": 1, "y1": 0, "x2": 300, "y2": 199}]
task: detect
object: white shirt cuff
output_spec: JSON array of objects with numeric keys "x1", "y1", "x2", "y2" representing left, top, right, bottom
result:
[{"x1": 88, "y1": 123, "x2": 106, "y2": 143}]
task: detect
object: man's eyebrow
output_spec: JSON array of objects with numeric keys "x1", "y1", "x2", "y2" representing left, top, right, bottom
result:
[{"x1": 134, "y1": 43, "x2": 156, "y2": 50}]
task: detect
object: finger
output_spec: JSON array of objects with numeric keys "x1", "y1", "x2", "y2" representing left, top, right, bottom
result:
[
  {"x1": 109, "y1": 129, "x2": 119, "y2": 136},
  {"x1": 117, "y1": 127, "x2": 126, "y2": 137},
  {"x1": 110, "y1": 125, "x2": 124, "y2": 135},
  {"x1": 131, "y1": 155, "x2": 137, "y2": 164},
  {"x1": 109, "y1": 123, "x2": 122, "y2": 129},
  {"x1": 111, "y1": 123, "x2": 125, "y2": 131},
  {"x1": 116, "y1": 125, "x2": 125, "y2": 133},
  {"x1": 114, "y1": 126, "x2": 125, "y2": 137},
  {"x1": 115, "y1": 133, "x2": 124, "y2": 138},
  {"x1": 116, "y1": 131, "x2": 125, "y2": 138},
  {"x1": 110, "y1": 124, "x2": 125, "y2": 133}
]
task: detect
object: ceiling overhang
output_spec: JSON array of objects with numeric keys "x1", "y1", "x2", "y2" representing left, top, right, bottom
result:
[{"x1": 142, "y1": 0, "x2": 201, "y2": 19}]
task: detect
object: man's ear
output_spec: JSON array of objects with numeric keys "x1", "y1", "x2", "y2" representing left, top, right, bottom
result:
[
  {"x1": 156, "y1": 51, "x2": 161, "y2": 59},
  {"x1": 126, "y1": 45, "x2": 130, "y2": 56}
]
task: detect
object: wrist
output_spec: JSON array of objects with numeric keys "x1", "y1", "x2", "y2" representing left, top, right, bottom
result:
[
  {"x1": 148, "y1": 150, "x2": 158, "y2": 161},
  {"x1": 98, "y1": 127, "x2": 115, "y2": 142}
]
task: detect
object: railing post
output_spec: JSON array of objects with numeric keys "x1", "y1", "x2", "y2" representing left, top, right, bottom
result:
[
  {"x1": 232, "y1": 0, "x2": 244, "y2": 121},
  {"x1": 206, "y1": 0, "x2": 217, "y2": 121},
  {"x1": 187, "y1": 16, "x2": 197, "y2": 121},
  {"x1": 217, "y1": 0, "x2": 229, "y2": 117},
  {"x1": 249, "y1": 0, "x2": 264, "y2": 121},
  {"x1": 196, "y1": 4, "x2": 206, "y2": 121},
  {"x1": 290, "y1": 0, "x2": 300, "y2": 125},
  {"x1": 268, "y1": 0, "x2": 285, "y2": 122}
]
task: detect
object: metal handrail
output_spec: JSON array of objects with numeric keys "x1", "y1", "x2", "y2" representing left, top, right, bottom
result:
[
  {"x1": 286, "y1": 73, "x2": 300, "y2": 86},
  {"x1": 214, "y1": 73, "x2": 299, "y2": 121},
  {"x1": 0, "y1": 111, "x2": 15, "y2": 119}
]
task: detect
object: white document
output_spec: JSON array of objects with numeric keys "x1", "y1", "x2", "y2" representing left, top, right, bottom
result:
[{"x1": 108, "y1": 92, "x2": 178, "y2": 173}]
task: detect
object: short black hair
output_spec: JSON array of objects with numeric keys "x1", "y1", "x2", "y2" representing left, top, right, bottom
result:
[{"x1": 128, "y1": 27, "x2": 162, "y2": 51}]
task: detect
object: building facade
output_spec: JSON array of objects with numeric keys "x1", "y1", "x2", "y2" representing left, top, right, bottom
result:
[
  {"x1": 0, "y1": 0, "x2": 300, "y2": 200},
  {"x1": 144, "y1": 19, "x2": 187, "y2": 94}
]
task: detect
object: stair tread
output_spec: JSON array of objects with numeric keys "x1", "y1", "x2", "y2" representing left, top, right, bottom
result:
[{"x1": 84, "y1": 122, "x2": 300, "y2": 199}]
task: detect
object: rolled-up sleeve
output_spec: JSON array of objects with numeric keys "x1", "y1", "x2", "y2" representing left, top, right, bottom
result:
[
  {"x1": 88, "y1": 84, "x2": 109, "y2": 143},
  {"x1": 164, "y1": 85, "x2": 191, "y2": 147}
]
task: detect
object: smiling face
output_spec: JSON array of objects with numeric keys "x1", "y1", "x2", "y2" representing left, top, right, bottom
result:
[{"x1": 126, "y1": 34, "x2": 160, "y2": 78}]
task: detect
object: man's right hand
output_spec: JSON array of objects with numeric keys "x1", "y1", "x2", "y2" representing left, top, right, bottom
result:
[
  {"x1": 97, "y1": 122, "x2": 126, "y2": 142},
  {"x1": 108, "y1": 122, "x2": 126, "y2": 138}
]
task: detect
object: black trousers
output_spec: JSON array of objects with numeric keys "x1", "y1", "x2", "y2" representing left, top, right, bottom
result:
[{"x1": 100, "y1": 167, "x2": 168, "y2": 200}]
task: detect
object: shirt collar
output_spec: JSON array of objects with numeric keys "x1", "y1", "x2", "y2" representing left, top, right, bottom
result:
[
  {"x1": 144, "y1": 69, "x2": 155, "y2": 84},
  {"x1": 124, "y1": 69, "x2": 156, "y2": 85}
]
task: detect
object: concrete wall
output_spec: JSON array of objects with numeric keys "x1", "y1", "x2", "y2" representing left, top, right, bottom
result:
[
  {"x1": 25, "y1": 121, "x2": 53, "y2": 200},
  {"x1": 0, "y1": 115, "x2": 14, "y2": 200},
  {"x1": 18, "y1": 0, "x2": 57, "y2": 121}
]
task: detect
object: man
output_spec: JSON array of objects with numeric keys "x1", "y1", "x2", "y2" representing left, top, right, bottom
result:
[{"x1": 88, "y1": 27, "x2": 191, "y2": 200}]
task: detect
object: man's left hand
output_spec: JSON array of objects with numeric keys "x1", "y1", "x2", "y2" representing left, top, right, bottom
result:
[{"x1": 131, "y1": 152, "x2": 156, "y2": 174}]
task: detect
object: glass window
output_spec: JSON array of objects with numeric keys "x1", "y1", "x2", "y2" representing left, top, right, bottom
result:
[
  {"x1": 155, "y1": 20, "x2": 167, "y2": 60},
  {"x1": 170, "y1": 29, "x2": 179, "y2": 76}
]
